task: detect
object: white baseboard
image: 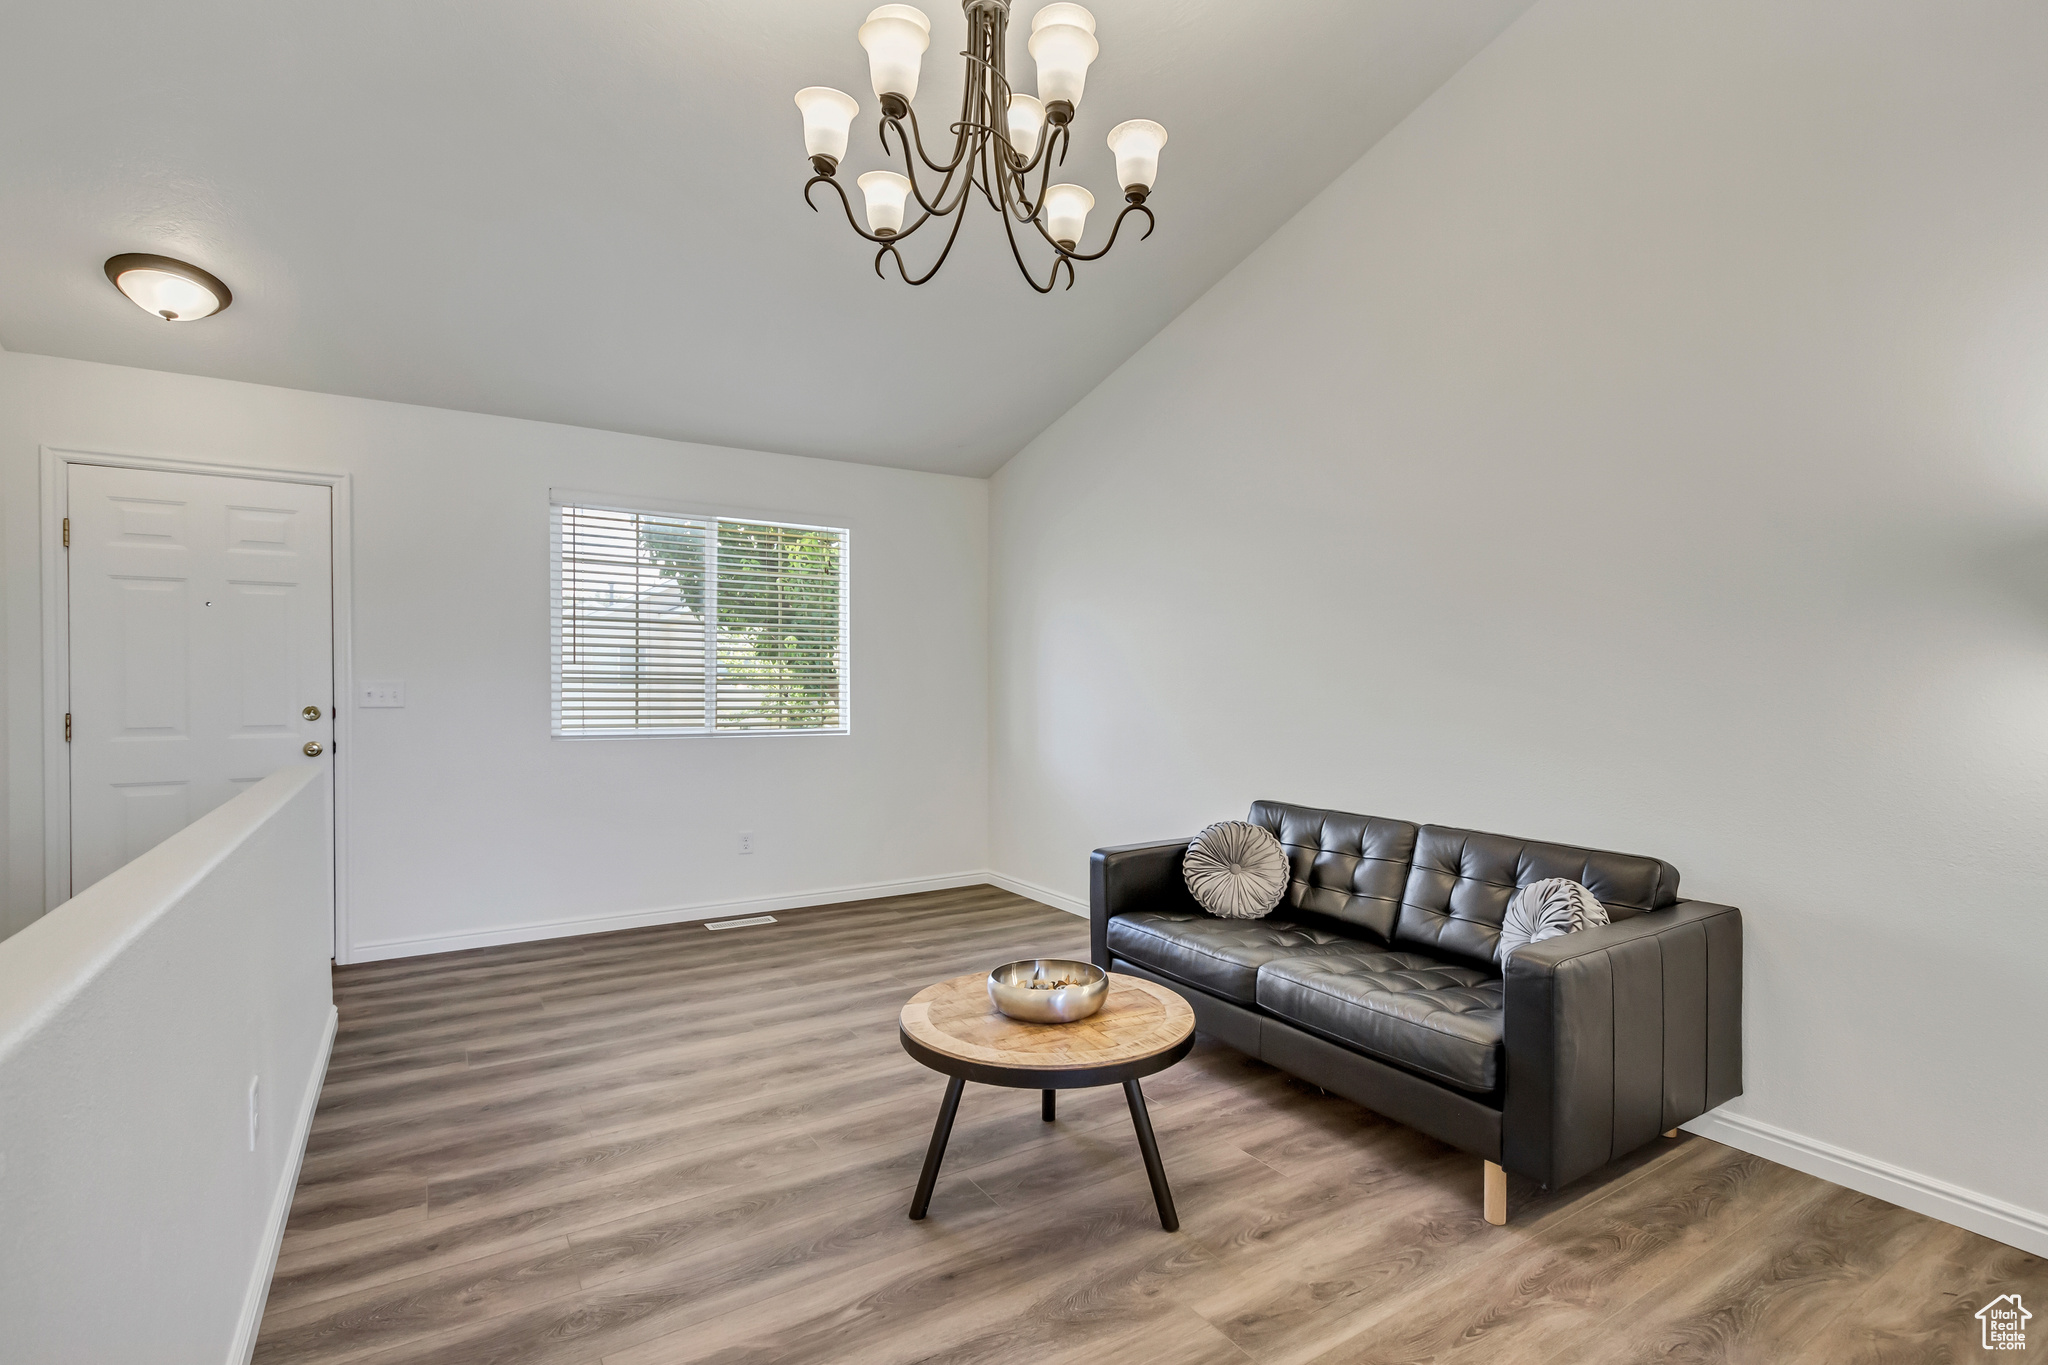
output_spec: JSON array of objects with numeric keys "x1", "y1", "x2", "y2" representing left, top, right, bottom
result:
[
  {"x1": 984, "y1": 871, "x2": 1088, "y2": 918},
  {"x1": 346, "y1": 872, "x2": 1002, "y2": 963},
  {"x1": 1685, "y1": 1109, "x2": 2048, "y2": 1257},
  {"x1": 230, "y1": 1004, "x2": 337, "y2": 1365}
]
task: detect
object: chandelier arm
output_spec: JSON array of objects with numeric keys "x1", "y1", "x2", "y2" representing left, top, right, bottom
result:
[
  {"x1": 908, "y1": 143, "x2": 983, "y2": 220},
  {"x1": 880, "y1": 116, "x2": 982, "y2": 221},
  {"x1": 966, "y1": 34, "x2": 1010, "y2": 221},
  {"x1": 896, "y1": 11, "x2": 988, "y2": 179},
  {"x1": 895, "y1": 102, "x2": 974, "y2": 176},
  {"x1": 986, "y1": 135, "x2": 1015, "y2": 221},
  {"x1": 880, "y1": 15, "x2": 981, "y2": 179},
  {"x1": 880, "y1": 117, "x2": 958, "y2": 207},
  {"x1": 1032, "y1": 201, "x2": 1158, "y2": 263},
  {"x1": 994, "y1": 134, "x2": 1039, "y2": 219},
  {"x1": 1008, "y1": 129, "x2": 1058, "y2": 179},
  {"x1": 950, "y1": 40, "x2": 977, "y2": 167},
  {"x1": 805, "y1": 173, "x2": 940, "y2": 246},
  {"x1": 977, "y1": 108, "x2": 1030, "y2": 214},
  {"x1": 1021, "y1": 124, "x2": 1069, "y2": 216},
  {"x1": 972, "y1": 136, "x2": 1009, "y2": 218},
  {"x1": 885, "y1": 188, "x2": 977, "y2": 287},
  {"x1": 992, "y1": 135, "x2": 1072, "y2": 294},
  {"x1": 990, "y1": 135, "x2": 1017, "y2": 216},
  {"x1": 951, "y1": 9, "x2": 986, "y2": 164},
  {"x1": 977, "y1": 82, "x2": 1054, "y2": 180},
  {"x1": 1005, "y1": 167, "x2": 1038, "y2": 221},
  {"x1": 992, "y1": 170, "x2": 1069, "y2": 294},
  {"x1": 997, "y1": 138, "x2": 1051, "y2": 223},
  {"x1": 995, "y1": 127, "x2": 1044, "y2": 232},
  {"x1": 960, "y1": 37, "x2": 1054, "y2": 180},
  {"x1": 999, "y1": 136, "x2": 1051, "y2": 180}
]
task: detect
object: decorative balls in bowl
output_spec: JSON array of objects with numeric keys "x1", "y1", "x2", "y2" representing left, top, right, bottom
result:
[{"x1": 987, "y1": 958, "x2": 1109, "y2": 1024}]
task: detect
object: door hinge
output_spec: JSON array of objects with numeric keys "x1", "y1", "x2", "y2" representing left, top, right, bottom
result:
[
  {"x1": 64, "y1": 713, "x2": 72, "y2": 743},
  {"x1": 62, "y1": 517, "x2": 69, "y2": 549}
]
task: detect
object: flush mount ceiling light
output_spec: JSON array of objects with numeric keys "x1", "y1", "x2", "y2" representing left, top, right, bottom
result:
[
  {"x1": 103, "y1": 253, "x2": 232, "y2": 322},
  {"x1": 796, "y1": 2, "x2": 1166, "y2": 292}
]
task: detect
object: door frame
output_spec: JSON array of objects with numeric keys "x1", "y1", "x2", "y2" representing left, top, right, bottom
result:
[{"x1": 40, "y1": 445, "x2": 358, "y2": 962}]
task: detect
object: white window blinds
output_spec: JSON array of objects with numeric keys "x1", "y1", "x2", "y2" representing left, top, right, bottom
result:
[{"x1": 554, "y1": 503, "x2": 849, "y2": 735}]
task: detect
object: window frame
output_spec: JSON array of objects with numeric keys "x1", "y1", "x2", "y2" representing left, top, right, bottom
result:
[{"x1": 549, "y1": 490, "x2": 852, "y2": 739}]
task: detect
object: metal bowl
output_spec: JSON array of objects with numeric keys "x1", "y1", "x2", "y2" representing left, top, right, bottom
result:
[{"x1": 987, "y1": 958, "x2": 1109, "y2": 1024}]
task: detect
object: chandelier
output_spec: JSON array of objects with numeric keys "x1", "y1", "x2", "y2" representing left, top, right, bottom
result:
[{"x1": 794, "y1": 3, "x2": 1167, "y2": 292}]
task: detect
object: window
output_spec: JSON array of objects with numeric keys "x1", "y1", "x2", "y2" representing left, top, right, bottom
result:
[{"x1": 553, "y1": 500, "x2": 849, "y2": 735}]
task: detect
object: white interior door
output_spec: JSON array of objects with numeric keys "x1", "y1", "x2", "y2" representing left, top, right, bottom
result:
[{"x1": 66, "y1": 463, "x2": 334, "y2": 896}]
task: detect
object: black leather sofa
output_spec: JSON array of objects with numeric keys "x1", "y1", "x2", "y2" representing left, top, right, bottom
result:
[{"x1": 1090, "y1": 800, "x2": 1742, "y2": 1224}]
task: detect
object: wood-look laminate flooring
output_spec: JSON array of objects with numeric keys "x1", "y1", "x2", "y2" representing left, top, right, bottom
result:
[{"x1": 256, "y1": 887, "x2": 2044, "y2": 1365}]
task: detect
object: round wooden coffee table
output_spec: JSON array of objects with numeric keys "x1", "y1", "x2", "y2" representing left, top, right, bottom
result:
[{"x1": 898, "y1": 970, "x2": 1196, "y2": 1230}]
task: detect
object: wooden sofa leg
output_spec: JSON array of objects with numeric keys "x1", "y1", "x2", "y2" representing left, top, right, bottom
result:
[
  {"x1": 1483, "y1": 1160, "x2": 1507, "y2": 1226},
  {"x1": 1664, "y1": 1128, "x2": 1678, "y2": 1138}
]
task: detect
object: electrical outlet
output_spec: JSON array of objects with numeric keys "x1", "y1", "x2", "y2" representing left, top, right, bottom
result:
[
  {"x1": 738, "y1": 831, "x2": 754, "y2": 855},
  {"x1": 248, "y1": 1076, "x2": 260, "y2": 1152},
  {"x1": 360, "y1": 681, "x2": 406, "y2": 708}
]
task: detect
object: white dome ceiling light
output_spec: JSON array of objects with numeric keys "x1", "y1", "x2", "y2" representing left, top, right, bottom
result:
[
  {"x1": 795, "y1": 2, "x2": 1165, "y2": 292},
  {"x1": 103, "y1": 253, "x2": 232, "y2": 322}
]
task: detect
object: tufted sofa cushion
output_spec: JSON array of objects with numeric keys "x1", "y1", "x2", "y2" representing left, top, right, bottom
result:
[
  {"x1": 1393, "y1": 825, "x2": 1681, "y2": 968},
  {"x1": 1256, "y1": 950, "x2": 1505, "y2": 1092},
  {"x1": 1105, "y1": 910, "x2": 1373, "y2": 1003},
  {"x1": 1248, "y1": 800, "x2": 1419, "y2": 942}
]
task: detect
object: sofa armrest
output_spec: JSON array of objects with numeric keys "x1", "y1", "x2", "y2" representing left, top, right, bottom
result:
[
  {"x1": 1089, "y1": 839, "x2": 1198, "y2": 969},
  {"x1": 1502, "y1": 899, "x2": 1742, "y2": 1189}
]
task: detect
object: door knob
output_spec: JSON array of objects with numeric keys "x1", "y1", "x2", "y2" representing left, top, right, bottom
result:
[
  {"x1": 303, "y1": 741, "x2": 324, "y2": 757},
  {"x1": 303, "y1": 705, "x2": 322, "y2": 721}
]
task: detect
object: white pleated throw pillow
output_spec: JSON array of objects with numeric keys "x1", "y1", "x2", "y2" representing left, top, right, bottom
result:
[
  {"x1": 1495, "y1": 878, "x2": 1610, "y2": 963},
  {"x1": 1183, "y1": 821, "x2": 1289, "y2": 920}
]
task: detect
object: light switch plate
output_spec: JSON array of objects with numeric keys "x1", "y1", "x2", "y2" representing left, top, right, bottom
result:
[{"x1": 361, "y1": 682, "x2": 406, "y2": 708}]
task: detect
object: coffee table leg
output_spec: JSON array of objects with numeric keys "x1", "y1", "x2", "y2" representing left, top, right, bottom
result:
[
  {"x1": 1123, "y1": 1078, "x2": 1178, "y2": 1232},
  {"x1": 1042, "y1": 1089, "x2": 1056, "y2": 1122},
  {"x1": 909, "y1": 1075, "x2": 966, "y2": 1220}
]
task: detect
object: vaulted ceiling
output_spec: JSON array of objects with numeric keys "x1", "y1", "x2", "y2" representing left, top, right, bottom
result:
[{"x1": 0, "y1": 1, "x2": 1533, "y2": 475}]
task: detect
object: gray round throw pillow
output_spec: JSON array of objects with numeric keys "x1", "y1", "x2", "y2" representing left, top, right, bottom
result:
[
  {"x1": 1496, "y1": 878, "x2": 1610, "y2": 963},
  {"x1": 1183, "y1": 821, "x2": 1288, "y2": 920}
]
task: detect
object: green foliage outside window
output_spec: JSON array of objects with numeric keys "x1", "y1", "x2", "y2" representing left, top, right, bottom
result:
[{"x1": 642, "y1": 519, "x2": 845, "y2": 730}]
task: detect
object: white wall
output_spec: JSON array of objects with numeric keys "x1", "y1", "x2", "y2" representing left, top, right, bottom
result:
[
  {"x1": 0, "y1": 765, "x2": 334, "y2": 1365},
  {"x1": 0, "y1": 350, "x2": 989, "y2": 956},
  {"x1": 991, "y1": 0, "x2": 2048, "y2": 1248}
]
